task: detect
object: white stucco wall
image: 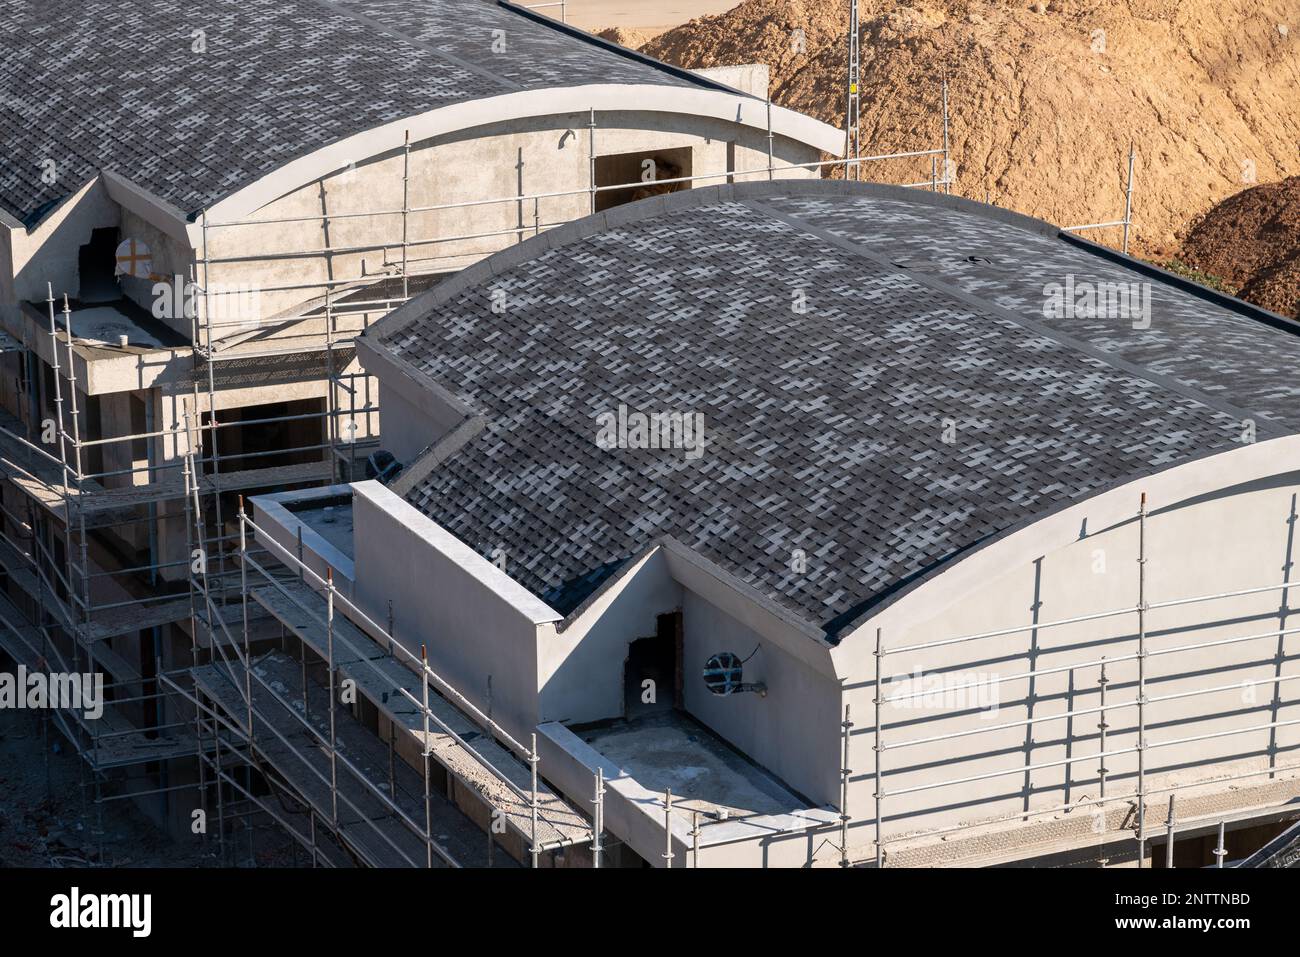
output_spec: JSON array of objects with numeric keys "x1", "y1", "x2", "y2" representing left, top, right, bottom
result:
[
  {"x1": 377, "y1": 379, "x2": 464, "y2": 465},
  {"x1": 0, "y1": 179, "x2": 120, "y2": 317},
  {"x1": 349, "y1": 480, "x2": 560, "y2": 744},
  {"x1": 115, "y1": 208, "x2": 193, "y2": 335},
  {"x1": 692, "y1": 64, "x2": 771, "y2": 99},
  {"x1": 341, "y1": 469, "x2": 843, "y2": 805},
  {"x1": 537, "y1": 548, "x2": 682, "y2": 726},
  {"x1": 833, "y1": 437, "x2": 1300, "y2": 855},
  {"x1": 681, "y1": 589, "x2": 842, "y2": 806},
  {"x1": 201, "y1": 109, "x2": 821, "y2": 323}
]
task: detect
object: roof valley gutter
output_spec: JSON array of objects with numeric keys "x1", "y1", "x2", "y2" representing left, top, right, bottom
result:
[{"x1": 743, "y1": 197, "x2": 1283, "y2": 438}]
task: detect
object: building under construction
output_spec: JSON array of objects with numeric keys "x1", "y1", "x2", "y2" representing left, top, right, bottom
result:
[
  {"x1": 5, "y1": 0, "x2": 1298, "y2": 870},
  {"x1": 0, "y1": 0, "x2": 847, "y2": 859}
]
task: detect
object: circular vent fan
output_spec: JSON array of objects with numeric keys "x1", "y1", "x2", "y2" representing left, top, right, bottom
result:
[{"x1": 703, "y1": 652, "x2": 745, "y2": 696}]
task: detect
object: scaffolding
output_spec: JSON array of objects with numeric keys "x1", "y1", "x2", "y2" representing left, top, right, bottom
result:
[
  {"x1": 193, "y1": 97, "x2": 961, "y2": 326},
  {"x1": 165, "y1": 470, "x2": 606, "y2": 867},
  {"x1": 0, "y1": 62, "x2": 1146, "y2": 866},
  {"x1": 612, "y1": 501, "x2": 1300, "y2": 868},
  {"x1": 0, "y1": 280, "x2": 367, "y2": 859},
  {"x1": 838, "y1": 495, "x2": 1300, "y2": 869},
  {"x1": 844, "y1": 0, "x2": 860, "y2": 180},
  {"x1": 188, "y1": 99, "x2": 966, "y2": 481},
  {"x1": 1062, "y1": 142, "x2": 1139, "y2": 254}
]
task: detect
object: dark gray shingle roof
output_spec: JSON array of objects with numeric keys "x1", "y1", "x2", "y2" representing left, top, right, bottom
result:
[
  {"x1": 0, "y1": 0, "x2": 703, "y2": 225},
  {"x1": 368, "y1": 181, "x2": 1300, "y2": 641}
]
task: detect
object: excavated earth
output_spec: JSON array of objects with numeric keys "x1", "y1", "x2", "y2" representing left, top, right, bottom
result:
[
  {"x1": 1179, "y1": 175, "x2": 1300, "y2": 319},
  {"x1": 612, "y1": 0, "x2": 1299, "y2": 266}
]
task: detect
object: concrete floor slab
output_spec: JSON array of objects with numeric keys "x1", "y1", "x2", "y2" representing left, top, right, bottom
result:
[
  {"x1": 579, "y1": 712, "x2": 806, "y2": 819},
  {"x1": 294, "y1": 500, "x2": 355, "y2": 558}
]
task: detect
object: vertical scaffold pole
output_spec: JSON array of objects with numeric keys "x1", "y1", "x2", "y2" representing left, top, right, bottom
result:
[
  {"x1": 421, "y1": 643, "x2": 433, "y2": 868},
  {"x1": 200, "y1": 209, "x2": 211, "y2": 357},
  {"x1": 1164, "y1": 795, "x2": 1176, "y2": 869},
  {"x1": 530, "y1": 732, "x2": 541, "y2": 868},
  {"x1": 196, "y1": 689, "x2": 208, "y2": 846},
  {"x1": 202, "y1": 381, "x2": 226, "y2": 606},
  {"x1": 1213, "y1": 821, "x2": 1227, "y2": 868},
  {"x1": 237, "y1": 496, "x2": 253, "y2": 740},
  {"x1": 62, "y1": 297, "x2": 100, "y2": 801},
  {"x1": 587, "y1": 108, "x2": 597, "y2": 214},
  {"x1": 29, "y1": 496, "x2": 52, "y2": 797},
  {"x1": 662, "y1": 788, "x2": 674, "y2": 868},
  {"x1": 845, "y1": 0, "x2": 860, "y2": 180},
  {"x1": 1097, "y1": 658, "x2": 1109, "y2": 800},
  {"x1": 300, "y1": 568, "x2": 309, "y2": 716},
  {"x1": 181, "y1": 424, "x2": 199, "y2": 666},
  {"x1": 839, "y1": 703, "x2": 852, "y2": 868},
  {"x1": 1136, "y1": 493, "x2": 1149, "y2": 867},
  {"x1": 44, "y1": 287, "x2": 73, "y2": 610},
  {"x1": 592, "y1": 766, "x2": 604, "y2": 869},
  {"x1": 942, "y1": 72, "x2": 951, "y2": 195},
  {"x1": 45, "y1": 307, "x2": 88, "y2": 823},
  {"x1": 324, "y1": 284, "x2": 338, "y2": 486},
  {"x1": 874, "y1": 627, "x2": 885, "y2": 868},
  {"x1": 401, "y1": 129, "x2": 411, "y2": 300},
  {"x1": 326, "y1": 567, "x2": 338, "y2": 828},
  {"x1": 1122, "y1": 142, "x2": 1136, "y2": 255}
]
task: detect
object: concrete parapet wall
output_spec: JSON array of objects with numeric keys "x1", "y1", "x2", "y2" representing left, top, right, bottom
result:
[{"x1": 349, "y1": 480, "x2": 558, "y2": 746}]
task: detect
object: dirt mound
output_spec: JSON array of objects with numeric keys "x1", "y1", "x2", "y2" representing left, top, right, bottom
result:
[
  {"x1": 1178, "y1": 176, "x2": 1300, "y2": 319},
  {"x1": 637, "y1": 0, "x2": 1300, "y2": 259},
  {"x1": 596, "y1": 26, "x2": 663, "y2": 49}
]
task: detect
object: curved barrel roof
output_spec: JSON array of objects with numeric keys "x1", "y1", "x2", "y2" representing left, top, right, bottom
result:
[
  {"x1": 0, "y1": 0, "x2": 826, "y2": 227},
  {"x1": 362, "y1": 180, "x2": 1300, "y2": 642}
]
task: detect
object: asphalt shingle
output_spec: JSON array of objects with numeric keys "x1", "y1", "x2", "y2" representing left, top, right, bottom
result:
[
  {"x1": 369, "y1": 181, "x2": 1300, "y2": 640},
  {"x1": 0, "y1": 0, "x2": 702, "y2": 224}
]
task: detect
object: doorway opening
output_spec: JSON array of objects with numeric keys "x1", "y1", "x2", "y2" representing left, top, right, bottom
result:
[
  {"x1": 78, "y1": 227, "x2": 121, "y2": 303},
  {"x1": 623, "y1": 611, "x2": 683, "y2": 718},
  {"x1": 595, "y1": 147, "x2": 693, "y2": 212}
]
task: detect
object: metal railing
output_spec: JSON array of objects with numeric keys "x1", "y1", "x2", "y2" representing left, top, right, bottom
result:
[
  {"x1": 851, "y1": 494, "x2": 1300, "y2": 868},
  {"x1": 176, "y1": 486, "x2": 605, "y2": 867}
]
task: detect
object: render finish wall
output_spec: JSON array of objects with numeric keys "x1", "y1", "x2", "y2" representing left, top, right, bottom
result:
[
  {"x1": 349, "y1": 480, "x2": 559, "y2": 745},
  {"x1": 1, "y1": 179, "x2": 121, "y2": 317},
  {"x1": 681, "y1": 589, "x2": 842, "y2": 806},
  {"x1": 202, "y1": 110, "x2": 820, "y2": 324},
  {"x1": 536, "y1": 548, "x2": 683, "y2": 726},
  {"x1": 116, "y1": 208, "x2": 195, "y2": 335},
  {"x1": 376, "y1": 379, "x2": 463, "y2": 465},
  {"x1": 345, "y1": 478, "x2": 842, "y2": 808},
  {"x1": 833, "y1": 437, "x2": 1300, "y2": 852},
  {"x1": 2, "y1": 107, "x2": 823, "y2": 343}
]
